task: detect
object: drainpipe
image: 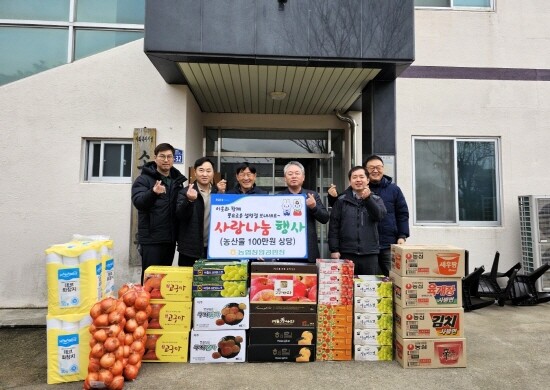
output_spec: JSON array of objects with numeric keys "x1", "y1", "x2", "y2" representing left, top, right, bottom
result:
[{"x1": 335, "y1": 110, "x2": 357, "y2": 167}]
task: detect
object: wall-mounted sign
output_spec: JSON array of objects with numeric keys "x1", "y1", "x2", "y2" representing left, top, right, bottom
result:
[{"x1": 174, "y1": 148, "x2": 183, "y2": 164}]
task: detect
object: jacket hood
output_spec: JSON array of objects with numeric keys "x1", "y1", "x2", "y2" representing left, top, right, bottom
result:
[{"x1": 370, "y1": 175, "x2": 392, "y2": 188}]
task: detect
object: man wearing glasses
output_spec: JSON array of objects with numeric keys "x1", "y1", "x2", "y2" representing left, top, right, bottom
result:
[
  {"x1": 224, "y1": 162, "x2": 268, "y2": 194},
  {"x1": 131, "y1": 143, "x2": 187, "y2": 282},
  {"x1": 328, "y1": 155, "x2": 409, "y2": 276}
]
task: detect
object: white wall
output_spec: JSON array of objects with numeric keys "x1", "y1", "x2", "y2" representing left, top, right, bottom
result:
[
  {"x1": 0, "y1": 40, "x2": 192, "y2": 307},
  {"x1": 398, "y1": 0, "x2": 550, "y2": 271}
]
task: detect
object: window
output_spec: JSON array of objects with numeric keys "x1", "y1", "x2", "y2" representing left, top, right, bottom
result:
[
  {"x1": 85, "y1": 140, "x2": 132, "y2": 183},
  {"x1": 0, "y1": 0, "x2": 144, "y2": 85},
  {"x1": 413, "y1": 137, "x2": 501, "y2": 226},
  {"x1": 415, "y1": 0, "x2": 493, "y2": 10}
]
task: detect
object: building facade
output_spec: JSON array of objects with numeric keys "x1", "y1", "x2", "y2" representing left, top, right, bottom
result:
[{"x1": 1, "y1": 0, "x2": 549, "y2": 307}]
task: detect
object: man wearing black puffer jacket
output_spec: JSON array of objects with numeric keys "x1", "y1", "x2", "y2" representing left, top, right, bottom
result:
[
  {"x1": 131, "y1": 143, "x2": 187, "y2": 282},
  {"x1": 328, "y1": 166, "x2": 387, "y2": 275}
]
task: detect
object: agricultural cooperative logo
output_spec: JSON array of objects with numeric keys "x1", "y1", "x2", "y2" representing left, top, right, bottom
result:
[
  {"x1": 58, "y1": 335, "x2": 79, "y2": 346},
  {"x1": 58, "y1": 269, "x2": 80, "y2": 280}
]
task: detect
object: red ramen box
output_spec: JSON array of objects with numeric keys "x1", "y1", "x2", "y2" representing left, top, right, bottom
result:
[
  {"x1": 395, "y1": 334, "x2": 467, "y2": 368},
  {"x1": 394, "y1": 305, "x2": 464, "y2": 338},
  {"x1": 391, "y1": 245, "x2": 465, "y2": 277},
  {"x1": 391, "y1": 272, "x2": 462, "y2": 308}
]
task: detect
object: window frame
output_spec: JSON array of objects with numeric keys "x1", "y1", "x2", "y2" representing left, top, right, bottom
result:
[
  {"x1": 84, "y1": 139, "x2": 133, "y2": 183},
  {"x1": 412, "y1": 136, "x2": 502, "y2": 227},
  {"x1": 414, "y1": 0, "x2": 494, "y2": 11}
]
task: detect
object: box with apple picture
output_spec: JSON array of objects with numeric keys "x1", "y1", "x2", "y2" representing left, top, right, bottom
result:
[{"x1": 249, "y1": 262, "x2": 318, "y2": 313}]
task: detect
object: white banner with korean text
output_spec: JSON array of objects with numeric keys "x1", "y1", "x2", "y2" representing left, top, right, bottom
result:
[{"x1": 208, "y1": 194, "x2": 307, "y2": 260}]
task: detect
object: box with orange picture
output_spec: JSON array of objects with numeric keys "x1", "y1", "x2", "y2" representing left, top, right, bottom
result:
[
  {"x1": 142, "y1": 331, "x2": 190, "y2": 362},
  {"x1": 189, "y1": 330, "x2": 246, "y2": 363},
  {"x1": 394, "y1": 305, "x2": 464, "y2": 338},
  {"x1": 148, "y1": 300, "x2": 192, "y2": 331},
  {"x1": 391, "y1": 272, "x2": 462, "y2": 308},
  {"x1": 391, "y1": 244, "x2": 465, "y2": 277},
  {"x1": 143, "y1": 266, "x2": 193, "y2": 301},
  {"x1": 394, "y1": 334, "x2": 467, "y2": 368},
  {"x1": 193, "y1": 296, "x2": 249, "y2": 330}
]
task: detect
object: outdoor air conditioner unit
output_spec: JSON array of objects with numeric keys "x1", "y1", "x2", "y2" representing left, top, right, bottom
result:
[{"x1": 518, "y1": 195, "x2": 550, "y2": 291}]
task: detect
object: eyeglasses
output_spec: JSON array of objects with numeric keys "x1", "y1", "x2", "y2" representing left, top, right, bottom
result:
[
  {"x1": 238, "y1": 173, "x2": 254, "y2": 178},
  {"x1": 366, "y1": 165, "x2": 384, "y2": 172},
  {"x1": 157, "y1": 154, "x2": 174, "y2": 161}
]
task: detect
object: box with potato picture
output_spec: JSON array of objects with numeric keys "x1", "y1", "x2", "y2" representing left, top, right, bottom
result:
[
  {"x1": 148, "y1": 300, "x2": 192, "y2": 331},
  {"x1": 248, "y1": 328, "x2": 315, "y2": 345},
  {"x1": 247, "y1": 344, "x2": 315, "y2": 362},
  {"x1": 142, "y1": 331, "x2": 189, "y2": 362},
  {"x1": 143, "y1": 266, "x2": 193, "y2": 301},
  {"x1": 189, "y1": 330, "x2": 246, "y2": 363},
  {"x1": 193, "y1": 296, "x2": 250, "y2": 330}
]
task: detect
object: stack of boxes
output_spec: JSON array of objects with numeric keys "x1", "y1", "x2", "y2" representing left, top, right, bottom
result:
[
  {"x1": 315, "y1": 259, "x2": 354, "y2": 362},
  {"x1": 45, "y1": 239, "x2": 111, "y2": 384},
  {"x1": 391, "y1": 245, "x2": 467, "y2": 368},
  {"x1": 248, "y1": 262, "x2": 318, "y2": 363},
  {"x1": 190, "y1": 260, "x2": 248, "y2": 363},
  {"x1": 142, "y1": 266, "x2": 193, "y2": 362},
  {"x1": 353, "y1": 275, "x2": 394, "y2": 361}
]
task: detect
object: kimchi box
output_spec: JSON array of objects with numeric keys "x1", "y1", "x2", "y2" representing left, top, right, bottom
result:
[
  {"x1": 391, "y1": 272, "x2": 462, "y2": 308},
  {"x1": 394, "y1": 305, "x2": 464, "y2": 338},
  {"x1": 189, "y1": 330, "x2": 246, "y2": 364},
  {"x1": 143, "y1": 266, "x2": 193, "y2": 301},
  {"x1": 249, "y1": 312, "x2": 317, "y2": 328},
  {"x1": 248, "y1": 328, "x2": 316, "y2": 345},
  {"x1": 395, "y1": 335, "x2": 467, "y2": 368},
  {"x1": 142, "y1": 331, "x2": 189, "y2": 362},
  {"x1": 247, "y1": 344, "x2": 316, "y2": 363},
  {"x1": 354, "y1": 345, "x2": 393, "y2": 361},
  {"x1": 148, "y1": 300, "x2": 192, "y2": 331},
  {"x1": 390, "y1": 244, "x2": 466, "y2": 277},
  {"x1": 193, "y1": 296, "x2": 250, "y2": 330}
]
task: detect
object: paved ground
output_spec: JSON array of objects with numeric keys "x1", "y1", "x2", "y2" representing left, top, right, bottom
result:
[{"x1": 1, "y1": 303, "x2": 549, "y2": 390}]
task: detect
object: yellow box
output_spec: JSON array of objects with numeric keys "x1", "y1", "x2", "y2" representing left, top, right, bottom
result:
[
  {"x1": 391, "y1": 244, "x2": 465, "y2": 277},
  {"x1": 394, "y1": 304, "x2": 464, "y2": 338},
  {"x1": 149, "y1": 300, "x2": 193, "y2": 331},
  {"x1": 46, "y1": 313, "x2": 92, "y2": 384},
  {"x1": 144, "y1": 266, "x2": 193, "y2": 301},
  {"x1": 143, "y1": 330, "x2": 190, "y2": 362},
  {"x1": 45, "y1": 242, "x2": 102, "y2": 316},
  {"x1": 395, "y1": 334, "x2": 467, "y2": 368}
]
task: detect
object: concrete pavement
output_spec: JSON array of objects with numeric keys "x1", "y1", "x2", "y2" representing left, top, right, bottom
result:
[{"x1": 1, "y1": 303, "x2": 549, "y2": 389}]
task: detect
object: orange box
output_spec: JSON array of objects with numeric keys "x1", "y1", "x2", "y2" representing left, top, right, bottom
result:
[
  {"x1": 391, "y1": 245, "x2": 465, "y2": 277},
  {"x1": 317, "y1": 304, "x2": 353, "y2": 316},
  {"x1": 318, "y1": 326, "x2": 353, "y2": 339},
  {"x1": 317, "y1": 336, "x2": 352, "y2": 350},
  {"x1": 315, "y1": 347, "x2": 353, "y2": 361},
  {"x1": 395, "y1": 334, "x2": 467, "y2": 368},
  {"x1": 317, "y1": 313, "x2": 353, "y2": 328}
]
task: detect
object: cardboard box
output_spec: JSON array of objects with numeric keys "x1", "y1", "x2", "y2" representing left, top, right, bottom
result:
[
  {"x1": 250, "y1": 262, "x2": 318, "y2": 310},
  {"x1": 318, "y1": 326, "x2": 353, "y2": 339},
  {"x1": 391, "y1": 245, "x2": 465, "y2": 277},
  {"x1": 317, "y1": 313, "x2": 353, "y2": 328},
  {"x1": 193, "y1": 296, "x2": 250, "y2": 330},
  {"x1": 395, "y1": 334, "x2": 467, "y2": 368},
  {"x1": 148, "y1": 300, "x2": 192, "y2": 331},
  {"x1": 192, "y1": 280, "x2": 247, "y2": 298},
  {"x1": 193, "y1": 260, "x2": 248, "y2": 281},
  {"x1": 248, "y1": 328, "x2": 316, "y2": 345},
  {"x1": 394, "y1": 305, "x2": 464, "y2": 338},
  {"x1": 354, "y1": 275, "x2": 393, "y2": 298},
  {"x1": 354, "y1": 296, "x2": 393, "y2": 313},
  {"x1": 189, "y1": 330, "x2": 246, "y2": 363},
  {"x1": 318, "y1": 293, "x2": 353, "y2": 306},
  {"x1": 315, "y1": 347, "x2": 353, "y2": 361},
  {"x1": 353, "y1": 328, "x2": 393, "y2": 346},
  {"x1": 317, "y1": 304, "x2": 353, "y2": 316},
  {"x1": 143, "y1": 331, "x2": 189, "y2": 362},
  {"x1": 143, "y1": 266, "x2": 193, "y2": 301},
  {"x1": 354, "y1": 345, "x2": 393, "y2": 361},
  {"x1": 249, "y1": 312, "x2": 316, "y2": 328},
  {"x1": 318, "y1": 274, "x2": 354, "y2": 285},
  {"x1": 391, "y1": 272, "x2": 462, "y2": 308},
  {"x1": 247, "y1": 344, "x2": 315, "y2": 362},
  {"x1": 317, "y1": 336, "x2": 352, "y2": 350},
  {"x1": 316, "y1": 259, "x2": 354, "y2": 276},
  {"x1": 354, "y1": 312, "x2": 393, "y2": 330}
]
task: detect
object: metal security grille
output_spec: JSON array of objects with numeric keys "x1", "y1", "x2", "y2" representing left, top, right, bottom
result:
[{"x1": 518, "y1": 196, "x2": 550, "y2": 291}]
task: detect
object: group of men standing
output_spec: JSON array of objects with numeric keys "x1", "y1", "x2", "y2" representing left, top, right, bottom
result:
[{"x1": 132, "y1": 143, "x2": 409, "y2": 282}]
